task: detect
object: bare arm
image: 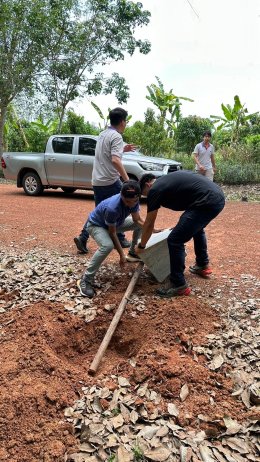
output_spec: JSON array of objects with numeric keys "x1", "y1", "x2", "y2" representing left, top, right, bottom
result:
[
  {"x1": 211, "y1": 153, "x2": 216, "y2": 171},
  {"x1": 112, "y1": 155, "x2": 129, "y2": 182},
  {"x1": 108, "y1": 224, "x2": 126, "y2": 267},
  {"x1": 131, "y1": 211, "x2": 145, "y2": 228},
  {"x1": 193, "y1": 152, "x2": 206, "y2": 172},
  {"x1": 135, "y1": 210, "x2": 159, "y2": 253}
]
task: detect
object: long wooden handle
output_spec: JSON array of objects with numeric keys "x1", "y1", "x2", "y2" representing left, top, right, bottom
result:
[{"x1": 88, "y1": 262, "x2": 144, "y2": 375}]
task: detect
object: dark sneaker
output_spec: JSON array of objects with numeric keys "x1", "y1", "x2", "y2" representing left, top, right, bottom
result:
[
  {"x1": 74, "y1": 236, "x2": 88, "y2": 254},
  {"x1": 119, "y1": 238, "x2": 131, "y2": 248},
  {"x1": 156, "y1": 283, "x2": 191, "y2": 298},
  {"x1": 77, "y1": 278, "x2": 95, "y2": 298},
  {"x1": 126, "y1": 251, "x2": 141, "y2": 262},
  {"x1": 189, "y1": 264, "x2": 212, "y2": 277}
]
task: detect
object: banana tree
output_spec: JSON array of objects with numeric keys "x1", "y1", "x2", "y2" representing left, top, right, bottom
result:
[
  {"x1": 30, "y1": 117, "x2": 59, "y2": 135},
  {"x1": 91, "y1": 101, "x2": 132, "y2": 130},
  {"x1": 210, "y1": 95, "x2": 257, "y2": 143},
  {"x1": 146, "y1": 76, "x2": 193, "y2": 134}
]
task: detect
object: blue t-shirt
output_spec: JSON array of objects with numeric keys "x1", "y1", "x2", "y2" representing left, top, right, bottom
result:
[{"x1": 88, "y1": 193, "x2": 139, "y2": 228}]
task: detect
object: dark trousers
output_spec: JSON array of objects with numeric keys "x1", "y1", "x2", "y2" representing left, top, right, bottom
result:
[
  {"x1": 80, "y1": 179, "x2": 124, "y2": 243},
  {"x1": 167, "y1": 200, "x2": 225, "y2": 287}
]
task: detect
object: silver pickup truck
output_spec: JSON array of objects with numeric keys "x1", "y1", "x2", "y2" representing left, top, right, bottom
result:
[{"x1": 1, "y1": 134, "x2": 182, "y2": 196}]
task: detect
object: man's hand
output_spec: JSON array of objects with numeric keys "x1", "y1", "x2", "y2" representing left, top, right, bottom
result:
[
  {"x1": 199, "y1": 164, "x2": 206, "y2": 173},
  {"x1": 119, "y1": 254, "x2": 127, "y2": 267},
  {"x1": 123, "y1": 144, "x2": 137, "y2": 153}
]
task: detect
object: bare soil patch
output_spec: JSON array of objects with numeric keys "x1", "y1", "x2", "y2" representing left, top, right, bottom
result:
[{"x1": 0, "y1": 184, "x2": 259, "y2": 461}]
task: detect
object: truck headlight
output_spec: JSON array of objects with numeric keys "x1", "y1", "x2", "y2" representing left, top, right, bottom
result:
[{"x1": 138, "y1": 162, "x2": 165, "y2": 171}]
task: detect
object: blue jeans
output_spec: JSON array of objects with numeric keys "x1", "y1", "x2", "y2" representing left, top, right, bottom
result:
[
  {"x1": 167, "y1": 200, "x2": 225, "y2": 287},
  {"x1": 83, "y1": 217, "x2": 142, "y2": 282},
  {"x1": 80, "y1": 179, "x2": 124, "y2": 243}
]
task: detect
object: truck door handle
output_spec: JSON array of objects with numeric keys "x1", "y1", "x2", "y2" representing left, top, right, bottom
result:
[
  {"x1": 47, "y1": 157, "x2": 56, "y2": 161},
  {"x1": 74, "y1": 159, "x2": 84, "y2": 163}
]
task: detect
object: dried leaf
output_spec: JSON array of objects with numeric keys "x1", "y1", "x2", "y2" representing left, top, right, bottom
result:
[
  {"x1": 143, "y1": 447, "x2": 171, "y2": 461},
  {"x1": 180, "y1": 384, "x2": 189, "y2": 402},
  {"x1": 168, "y1": 403, "x2": 179, "y2": 416},
  {"x1": 117, "y1": 445, "x2": 131, "y2": 462},
  {"x1": 199, "y1": 444, "x2": 215, "y2": 462},
  {"x1": 118, "y1": 376, "x2": 131, "y2": 387},
  {"x1": 208, "y1": 353, "x2": 224, "y2": 370}
]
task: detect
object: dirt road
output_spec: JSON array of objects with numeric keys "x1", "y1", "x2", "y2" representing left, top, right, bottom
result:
[{"x1": 0, "y1": 183, "x2": 259, "y2": 462}]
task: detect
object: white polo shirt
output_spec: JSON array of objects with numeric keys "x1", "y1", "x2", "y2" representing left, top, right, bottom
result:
[{"x1": 193, "y1": 142, "x2": 214, "y2": 170}]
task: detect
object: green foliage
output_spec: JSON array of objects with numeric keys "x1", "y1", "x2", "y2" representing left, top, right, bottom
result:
[
  {"x1": 215, "y1": 163, "x2": 259, "y2": 184},
  {"x1": 245, "y1": 134, "x2": 260, "y2": 161},
  {"x1": 210, "y1": 95, "x2": 258, "y2": 143},
  {"x1": 0, "y1": 0, "x2": 151, "y2": 153},
  {"x1": 216, "y1": 143, "x2": 259, "y2": 164},
  {"x1": 124, "y1": 109, "x2": 175, "y2": 156},
  {"x1": 132, "y1": 443, "x2": 145, "y2": 461},
  {"x1": 174, "y1": 116, "x2": 213, "y2": 154},
  {"x1": 213, "y1": 129, "x2": 232, "y2": 149},
  {"x1": 107, "y1": 454, "x2": 116, "y2": 462},
  {"x1": 4, "y1": 108, "x2": 99, "y2": 152},
  {"x1": 61, "y1": 109, "x2": 99, "y2": 135},
  {"x1": 41, "y1": 0, "x2": 151, "y2": 130},
  {"x1": 0, "y1": 0, "x2": 78, "y2": 154},
  {"x1": 146, "y1": 76, "x2": 193, "y2": 133}
]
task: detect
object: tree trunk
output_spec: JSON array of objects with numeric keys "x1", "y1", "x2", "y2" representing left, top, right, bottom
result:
[
  {"x1": 57, "y1": 104, "x2": 66, "y2": 133},
  {"x1": 12, "y1": 106, "x2": 29, "y2": 148},
  {"x1": 0, "y1": 106, "x2": 7, "y2": 157}
]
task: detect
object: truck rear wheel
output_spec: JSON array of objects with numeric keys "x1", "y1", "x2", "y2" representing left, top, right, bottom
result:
[
  {"x1": 22, "y1": 172, "x2": 44, "y2": 196},
  {"x1": 61, "y1": 187, "x2": 77, "y2": 194}
]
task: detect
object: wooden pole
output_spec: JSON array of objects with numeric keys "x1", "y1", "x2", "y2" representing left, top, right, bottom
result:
[{"x1": 88, "y1": 262, "x2": 144, "y2": 375}]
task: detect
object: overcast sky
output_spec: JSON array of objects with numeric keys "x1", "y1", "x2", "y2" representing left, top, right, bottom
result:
[{"x1": 73, "y1": 0, "x2": 260, "y2": 126}]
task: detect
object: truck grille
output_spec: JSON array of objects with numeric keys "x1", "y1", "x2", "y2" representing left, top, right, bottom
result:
[{"x1": 168, "y1": 164, "x2": 181, "y2": 173}]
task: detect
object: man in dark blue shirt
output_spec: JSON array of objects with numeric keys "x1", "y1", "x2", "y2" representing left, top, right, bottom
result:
[
  {"x1": 136, "y1": 171, "x2": 225, "y2": 297},
  {"x1": 78, "y1": 180, "x2": 143, "y2": 298}
]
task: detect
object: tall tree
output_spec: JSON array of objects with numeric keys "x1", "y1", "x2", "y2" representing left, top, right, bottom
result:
[
  {"x1": 210, "y1": 95, "x2": 257, "y2": 144},
  {"x1": 41, "y1": 0, "x2": 151, "y2": 131},
  {"x1": 0, "y1": 0, "x2": 151, "y2": 154},
  {"x1": 0, "y1": 0, "x2": 76, "y2": 155}
]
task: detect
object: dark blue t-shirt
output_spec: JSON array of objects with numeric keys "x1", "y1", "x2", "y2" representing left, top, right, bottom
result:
[{"x1": 88, "y1": 193, "x2": 139, "y2": 228}]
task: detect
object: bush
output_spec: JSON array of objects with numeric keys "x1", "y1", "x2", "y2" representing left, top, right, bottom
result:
[
  {"x1": 215, "y1": 143, "x2": 259, "y2": 164},
  {"x1": 174, "y1": 116, "x2": 213, "y2": 154},
  {"x1": 215, "y1": 163, "x2": 259, "y2": 184},
  {"x1": 124, "y1": 110, "x2": 175, "y2": 157},
  {"x1": 245, "y1": 134, "x2": 260, "y2": 161}
]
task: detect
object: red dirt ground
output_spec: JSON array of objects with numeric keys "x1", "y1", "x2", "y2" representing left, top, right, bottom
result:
[{"x1": 0, "y1": 184, "x2": 259, "y2": 461}]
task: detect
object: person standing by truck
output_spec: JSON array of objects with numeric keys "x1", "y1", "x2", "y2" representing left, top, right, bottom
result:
[
  {"x1": 74, "y1": 107, "x2": 136, "y2": 254},
  {"x1": 193, "y1": 130, "x2": 216, "y2": 181}
]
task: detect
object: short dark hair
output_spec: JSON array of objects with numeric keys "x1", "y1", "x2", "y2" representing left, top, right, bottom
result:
[
  {"x1": 203, "y1": 130, "x2": 212, "y2": 137},
  {"x1": 109, "y1": 107, "x2": 128, "y2": 126},
  {"x1": 121, "y1": 180, "x2": 141, "y2": 199},
  {"x1": 139, "y1": 173, "x2": 156, "y2": 193}
]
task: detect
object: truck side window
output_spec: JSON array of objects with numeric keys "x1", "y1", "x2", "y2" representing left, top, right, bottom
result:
[
  {"x1": 79, "y1": 137, "x2": 96, "y2": 156},
  {"x1": 52, "y1": 137, "x2": 74, "y2": 154}
]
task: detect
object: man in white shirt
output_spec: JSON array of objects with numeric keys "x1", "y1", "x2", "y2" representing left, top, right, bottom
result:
[
  {"x1": 74, "y1": 107, "x2": 136, "y2": 253},
  {"x1": 193, "y1": 131, "x2": 216, "y2": 181}
]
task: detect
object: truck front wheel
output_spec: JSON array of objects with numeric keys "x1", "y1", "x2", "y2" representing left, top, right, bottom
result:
[{"x1": 22, "y1": 172, "x2": 44, "y2": 196}]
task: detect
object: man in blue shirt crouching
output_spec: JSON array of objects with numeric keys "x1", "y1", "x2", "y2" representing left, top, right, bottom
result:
[{"x1": 78, "y1": 180, "x2": 143, "y2": 298}]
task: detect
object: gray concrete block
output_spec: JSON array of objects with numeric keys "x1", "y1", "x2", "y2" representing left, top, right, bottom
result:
[{"x1": 140, "y1": 229, "x2": 171, "y2": 282}]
